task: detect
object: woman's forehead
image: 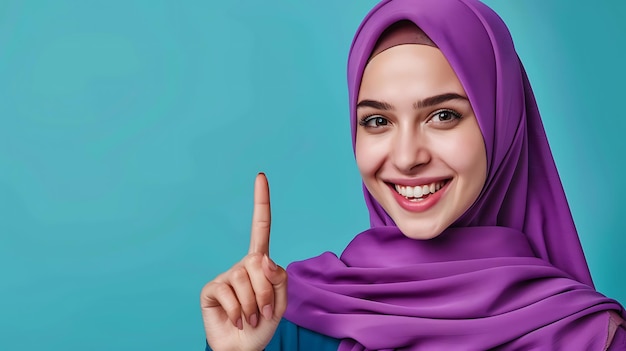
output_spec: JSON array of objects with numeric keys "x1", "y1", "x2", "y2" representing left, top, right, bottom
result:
[{"x1": 360, "y1": 45, "x2": 466, "y2": 102}]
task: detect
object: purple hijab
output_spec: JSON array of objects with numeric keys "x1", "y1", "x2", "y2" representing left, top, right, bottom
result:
[{"x1": 285, "y1": 0, "x2": 624, "y2": 349}]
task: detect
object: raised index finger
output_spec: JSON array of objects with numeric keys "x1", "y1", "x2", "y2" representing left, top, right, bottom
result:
[{"x1": 249, "y1": 172, "x2": 271, "y2": 255}]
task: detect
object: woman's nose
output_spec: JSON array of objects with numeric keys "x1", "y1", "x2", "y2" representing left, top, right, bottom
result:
[{"x1": 391, "y1": 129, "x2": 431, "y2": 173}]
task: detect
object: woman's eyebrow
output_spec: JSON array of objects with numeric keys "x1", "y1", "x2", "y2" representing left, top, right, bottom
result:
[
  {"x1": 357, "y1": 93, "x2": 468, "y2": 111},
  {"x1": 414, "y1": 93, "x2": 468, "y2": 109},
  {"x1": 356, "y1": 99, "x2": 394, "y2": 110}
]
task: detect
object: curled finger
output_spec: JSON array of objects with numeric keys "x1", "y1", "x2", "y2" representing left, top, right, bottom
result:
[
  {"x1": 244, "y1": 254, "x2": 275, "y2": 321},
  {"x1": 203, "y1": 281, "x2": 244, "y2": 330},
  {"x1": 229, "y1": 266, "x2": 260, "y2": 328}
]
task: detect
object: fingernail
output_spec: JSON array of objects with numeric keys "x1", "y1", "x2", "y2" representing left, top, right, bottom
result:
[
  {"x1": 265, "y1": 255, "x2": 277, "y2": 271},
  {"x1": 262, "y1": 304, "x2": 273, "y2": 320},
  {"x1": 236, "y1": 318, "x2": 243, "y2": 330},
  {"x1": 249, "y1": 313, "x2": 258, "y2": 328}
]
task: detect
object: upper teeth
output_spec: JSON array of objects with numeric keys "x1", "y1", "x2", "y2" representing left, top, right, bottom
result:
[{"x1": 395, "y1": 181, "x2": 445, "y2": 198}]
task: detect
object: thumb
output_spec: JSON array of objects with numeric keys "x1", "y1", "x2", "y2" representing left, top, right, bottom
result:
[
  {"x1": 262, "y1": 254, "x2": 288, "y2": 320},
  {"x1": 262, "y1": 254, "x2": 287, "y2": 287}
]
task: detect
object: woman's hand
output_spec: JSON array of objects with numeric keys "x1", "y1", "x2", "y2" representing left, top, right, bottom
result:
[{"x1": 200, "y1": 173, "x2": 288, "y2": 351}]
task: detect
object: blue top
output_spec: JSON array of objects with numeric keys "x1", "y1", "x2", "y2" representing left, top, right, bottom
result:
[{"x1": 205, "y1": 318, "x2": 340, "y2": 350}]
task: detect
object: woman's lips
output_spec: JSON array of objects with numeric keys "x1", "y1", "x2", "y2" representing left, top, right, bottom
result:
[
  {"x1": 387, "y1": 179, "x2": 451, "y2": 212},
  {"x1": 394, "y1": 180, "x2": 447, "y2": 199}
]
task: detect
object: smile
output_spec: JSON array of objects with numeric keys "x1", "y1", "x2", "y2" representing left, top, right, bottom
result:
[{"x1": 393, "y1": 180, "x2": 449, "y2": 202}]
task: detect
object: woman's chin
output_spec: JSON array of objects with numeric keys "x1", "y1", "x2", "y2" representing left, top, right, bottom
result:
[{"x1": 396, "y1": 222, "x2": 446, "y2": 240}]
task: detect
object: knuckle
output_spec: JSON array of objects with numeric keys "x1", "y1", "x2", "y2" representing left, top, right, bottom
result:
[
  {"x1": 253, "y1": 219, "x2": 271, "y2": 231},
  {"x1": 277, "y1": 268, "x2": 288, "y2": 282},
  {"x1": 200, "y1": 281, "x2": 211, "y2": 295},
  {"x1": 230, "y1": 266, "x2": 249, "y2": 283},
  {"x1": 213, "y1": 282, "x2": 232, "y2": 297},
  {"x1": 200, "y1": 282, "x2": 214, "y2": 299},
  {"x1": 244, "y1": 253, "x2": 263, "y2": 267}
]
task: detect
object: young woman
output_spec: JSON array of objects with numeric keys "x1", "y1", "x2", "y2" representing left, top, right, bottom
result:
[{"x1": 201, "y1": 0, "x2": 625, "y2": 349}]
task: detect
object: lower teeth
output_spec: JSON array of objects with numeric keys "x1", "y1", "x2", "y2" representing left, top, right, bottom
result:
[{"x1": 406, "y1": 193, "x2": 431, "y2": 201}]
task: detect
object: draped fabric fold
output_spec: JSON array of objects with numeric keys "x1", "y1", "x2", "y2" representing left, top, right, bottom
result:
[
  {"x1": 287, "y1": 227, "x2": 621, "y2": 350},
  {"x1": 285, "y1": 0, "x2": 624, "y2": 349}
]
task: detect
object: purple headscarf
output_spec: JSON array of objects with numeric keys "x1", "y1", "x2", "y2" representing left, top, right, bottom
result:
[{"x1": 285, "y1": 0, "x2": 624, "y2": 349}]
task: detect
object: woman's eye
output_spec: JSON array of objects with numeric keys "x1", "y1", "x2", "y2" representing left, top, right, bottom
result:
[
  {"x1": 431, "y1": 110, "x2": 461, "y2": 123},
  {"x1": 359, "y1": 115, "x2": 389, "y2": 128}
]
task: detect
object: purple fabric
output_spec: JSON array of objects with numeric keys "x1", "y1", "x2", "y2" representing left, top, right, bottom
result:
[
  {"x1": 608, "y1": 326, "x2": 626, "y2": 350},
  {"x1": 284, "y1": 0, "x2": 624, "y2": 349}
]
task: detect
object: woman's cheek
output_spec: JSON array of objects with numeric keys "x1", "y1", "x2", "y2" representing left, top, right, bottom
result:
[
  {"x1": 439, "y1": 125, "x2": 486, "y2": 171},
  {"x1": 356, "y1": 136, "x2": 388, "y2": 176}
]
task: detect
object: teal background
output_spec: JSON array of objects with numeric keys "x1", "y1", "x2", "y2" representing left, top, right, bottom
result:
[{"x1": 1, "y1": 1, "x2": 624, "y2": 350}]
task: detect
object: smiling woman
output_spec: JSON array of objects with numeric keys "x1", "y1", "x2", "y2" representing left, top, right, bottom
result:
[
  {"x1": 200, "y1": 0, "x2": 626, "y2": 350},
  {"x1": 355, "y1": 27, "x2": 487, "y2": 240},
  {"x1": 2, "y1": 0, "x2": 624, "y2": 350}
]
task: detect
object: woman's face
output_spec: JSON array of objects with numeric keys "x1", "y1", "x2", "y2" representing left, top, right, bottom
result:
[{"x1": 355, "y1": 44, "x2": 487, "y2": 240}]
